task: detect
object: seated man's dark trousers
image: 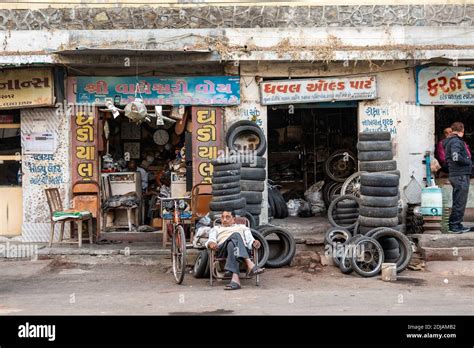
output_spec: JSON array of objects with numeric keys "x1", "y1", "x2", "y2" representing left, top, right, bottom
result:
[{"x1": 216, "y1": 232, "x2": 250, "y2": 274}]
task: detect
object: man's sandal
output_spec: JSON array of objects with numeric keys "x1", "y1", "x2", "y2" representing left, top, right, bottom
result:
[
  {"x1": 248, "y1": 265, "x2": 265, "y2": 276},
  {"x1": 224, "y1": 281, "x2": 241, "y2": 290}
]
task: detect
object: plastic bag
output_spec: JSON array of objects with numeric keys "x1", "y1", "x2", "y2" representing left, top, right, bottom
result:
[
  {"x1": 297, "y1": 200, "x2": 313, "y2": 217},
  {"x1": 287, "y1": 199, "x2": 300, "y2": 217},
  {"x1": 304, "y1": 181, "x2": 326, "y2": 214}
]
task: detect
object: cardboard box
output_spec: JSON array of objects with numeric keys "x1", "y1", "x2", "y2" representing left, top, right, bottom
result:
[{"x1": 152, "y1": 218, "x2": 163, "y2": 228}]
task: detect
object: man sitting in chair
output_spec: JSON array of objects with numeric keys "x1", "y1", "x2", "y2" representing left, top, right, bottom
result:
[{"x1": 206, "y1": 210, "x2": 265, "y2": 290}]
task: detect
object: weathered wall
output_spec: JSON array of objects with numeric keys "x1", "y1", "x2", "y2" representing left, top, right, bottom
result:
[
  {"x1": 1, "y1": 4, "x2": 474, "y2": 30},
  {"x1": 358, "y1": 70, "x2": 435, "y2": 204},
  {"x1": 21, "y1": 108, "x2": 71, "y2": 242}
]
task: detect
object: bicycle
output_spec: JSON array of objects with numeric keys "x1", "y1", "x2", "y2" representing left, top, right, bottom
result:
[{"x1": 170, "y1": 199, "x2": 187, "y2": 284}]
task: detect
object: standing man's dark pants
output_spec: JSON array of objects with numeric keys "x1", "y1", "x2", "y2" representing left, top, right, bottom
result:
[
  {"x1": 217, "y1": 233, "x2": 250, "y2": 274},
  {"x1": 449, "y1": 175, "x2": 470, "y2": 228}
]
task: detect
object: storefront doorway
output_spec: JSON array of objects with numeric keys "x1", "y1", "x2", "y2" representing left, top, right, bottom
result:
[
  {"x1": 435, "y1": 106, "x2": 474, "y2": 155},
  {"x1": 267, "y1": 103, "x2": 358, "y2": 218},
  {"x1": 0, "y1": 110, "x2": 22, "y2": 236}
]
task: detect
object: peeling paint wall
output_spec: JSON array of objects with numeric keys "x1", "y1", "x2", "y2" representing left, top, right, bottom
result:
[{"x1": 21, "y1": 108, "x2": 71, "y2": 242}]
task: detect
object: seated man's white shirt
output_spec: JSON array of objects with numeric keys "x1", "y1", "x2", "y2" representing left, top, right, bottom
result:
[{"x1": 205, "y1": 224, "x2": 255, "y2": 249}]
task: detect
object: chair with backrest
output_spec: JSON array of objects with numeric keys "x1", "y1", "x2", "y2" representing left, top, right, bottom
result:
[
  {"x1": 45, "y1": 188, "x2": 93, "y2": 248},
  {"x1": 209, "y1": 216, "x2": 260, "y2": 287}
]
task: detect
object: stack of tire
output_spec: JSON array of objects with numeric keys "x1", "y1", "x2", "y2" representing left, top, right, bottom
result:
[
  {"x1": 327, "y1": 194, "x2": 359, "y2": 233},
  {"x1": 226, "y1": 120, "x2": 267, "y2": 226},
  {"x1": 209, "y1": 159, "x2": 246, "y2": 220},
  {"x1": 357, "y1": 132, "x2": 410, "y2": 270}
]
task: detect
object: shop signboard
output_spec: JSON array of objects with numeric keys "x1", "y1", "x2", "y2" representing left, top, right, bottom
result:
[
  {"x1": 259, "y1": 76, "x2": 377, "y2": 105},
  {"x1": 71, "y1": 110, "x2": 99, "y2": 184},
  {"x1": 416, "y1": 66, "x2": 474, "y2": 105},
  {"x1": 68, "y1": 76, "x2": 240, "y2": 106},
  {"x1": 192, "y1": 107, "x2": 223, "y2": 185},
  {"x1": 0, "y1": 68, "x2": 54, "y2": 109}
]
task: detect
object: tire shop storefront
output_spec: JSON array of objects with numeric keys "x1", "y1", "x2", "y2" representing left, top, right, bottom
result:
[
  {"x1": 259, "y1": 75, "x2": 377, "y2": 220},
  {"x1": 66, "y1": 75, "x2": 240, "y2": 242},
  {"x1": 417, "y1": 65, "x2": 474, "y2": 226}
]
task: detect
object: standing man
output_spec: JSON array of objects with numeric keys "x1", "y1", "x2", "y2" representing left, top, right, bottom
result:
[{"x1": 443, "y1": 122, "x2": 472, "y2": 233}]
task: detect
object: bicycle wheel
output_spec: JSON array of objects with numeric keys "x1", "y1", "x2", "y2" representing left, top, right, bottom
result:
[
  {"x1": 172, "y1": 225, "x2": 187, "y2": 284},
  {"x1": 341, "y1": 171, "x2": 362, "y2": 197}
]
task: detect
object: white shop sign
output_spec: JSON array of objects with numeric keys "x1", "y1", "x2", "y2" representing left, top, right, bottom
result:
[
  {"x1": 416, "y1": 66, "x2": 474, "y2": 105},
  {"x1": 260, "y1": 76, "x2": 377, "y2": 105},
  {"x1": 23, "y1": 132, "x2": 57, "y2": 154}
]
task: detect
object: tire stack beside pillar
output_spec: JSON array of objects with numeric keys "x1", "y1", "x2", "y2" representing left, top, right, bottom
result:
[
  {"x1": 225, "y1": 120, "x2": 268, "y2": 227},
  {"x1": 209, "y1": 160, "x2": 246, "y2": 220},
  {"x1": 357, "y1": 131, "x2": 404, "y2": 235}
]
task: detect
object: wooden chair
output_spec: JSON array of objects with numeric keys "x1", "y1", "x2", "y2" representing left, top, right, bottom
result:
[
  {"x1": 209, "y1": 216, "x2": 260, "y2": 287},
  {"x1": 45, "y1": 188, "x2": 93, "y2": 248}
]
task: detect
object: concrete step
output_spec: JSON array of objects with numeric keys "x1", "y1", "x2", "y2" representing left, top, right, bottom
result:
[
  {"x1": 412, "y1": 233, "x2": 474, "y2": 248},
  {"x1": 421, "y1": 246, "x2": 474, "y2": 261}
]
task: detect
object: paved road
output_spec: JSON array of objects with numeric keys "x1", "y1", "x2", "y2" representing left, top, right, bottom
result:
[{"x1": 1, "y1": 256, "x2": 473, "y2": 315}]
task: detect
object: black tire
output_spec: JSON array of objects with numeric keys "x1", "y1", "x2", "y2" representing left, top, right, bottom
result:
[
  {"x1": 241, "y1": 156, "x2": 267, "y2": 168},
  {"x1": 339, "y1": 253, "x2": 354, "y2": 274},
  {"x1": 333, "y1": 218, "x2": 358, "y2": 225},
  {"x1": 328, "y1": 195, "x2": 360, "y2": 230},
  {"x1": 211, "y1": 163, "x2": 241, "y2": 171},
  {"x1": 325, "y1": 227, "x2": 352, "y2": 246},
  {"x1": 244, "y1": 211, "x2": 257, "y2": 229},
  {"x1": 241, "y1": 191, "x2": 263, "y2": 204},
  {"x1": 335, "y1": 207, "x2": 359, "y2": 214},
  {"x1": 267, "y1": 188, "x2": 277, "y2": 218},
  {"x1": 358, "y1": 132, "x2": 391, "y2": 141},
  {"x1": 226, "y1": 120, "x2": 259, "y2": 139},
  {"x1": 234, "y1": 208, "x2": 247, "y2": 216},
  {"x1": 270, "y1": 188, "x2": 283, "y2": 219},
  {"x1": 209, "y1": 197, "x2": 246, "y2": 211},
  {"x1": 360, "y1": 226, "x2": 381, "y2": 235},
  {"x1": 359, "y1": 160, "x2": 397, "y2": 172},
  {"x1": 241, "y1": 180, "x2": 264, "y2": 192},
  {"x1": 272, "y1": 188, "x2": 288, "y2": 218},
  {"x1": 172, "y1": 225, "x2": 186, "y2": 284},
  {"x1": 359, "y1": 206, "x2": 399, "y2": 218},
  {"x1": 212, "y1": 181, "x2": 240, "y2": 191},
  {"x1": 360, "y1": 186, "x2": 399, "y2": 197},
  {"x1": 261, "y1": 227, "x2": 296, "y2": 268},
  {"x1": 193, "y1": 249, "x2": 209, "y2": 279},
  {"x1": 211, "y1": 193, "x2": 242, "y2": 202},
  {"x1": 241, "y1": 167, "x2": 266, "y2": 180},
  {"x1": 349, "y1": 237, "x2": 384, "y2": 277},
  {"x1": 212, "y1": 186, "x2": 241, "y2": 197},
  {"x1": 212, "y1": 169, "x2": 241, "y2": 178},
  {"x1": 333, "y1": 213, "x2": 360, "y2": 219},
  {"x1": 358, "y1": 150, "x2": 393, "y2": 161},
  {"x1": 227, "y1": 124, "x2": 267, "y2": 156},
  {"x1": 357, "y1": 141, "x2": 392, "y2": 152},
  {"x1": 360, "y1": 173, "x2": 400, "y2": 187},
  {"x1": 360, "y1": 195, "x2": 399, "y2": 207},
  {"x1": 380, "y1": 237, "x2": 399, "y2": 249},
  {"x1": 251, "y1": 229, "x2": 270, "y2": 268},
  {"x1": 384, "y1": 249, "x2": 400, "y2": 261},
  {"x1": 358, "y1": 215, "x2": 398, "y2": 227},
  {"x1": 212, "y1": 175, "x2": 241, "y2": 184},
  {"x1": 371, "y1": 228, "x2": 413, "y2": 273},
  {"x1": 336, "y1": 200, "x2": 359, "y2": 209},
  {"x1": 323, "y1": 181, "x2": 338, "y2": 207},
  {"x1": 246, "y1": 203, "x2": 262, "y2": 215}
]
